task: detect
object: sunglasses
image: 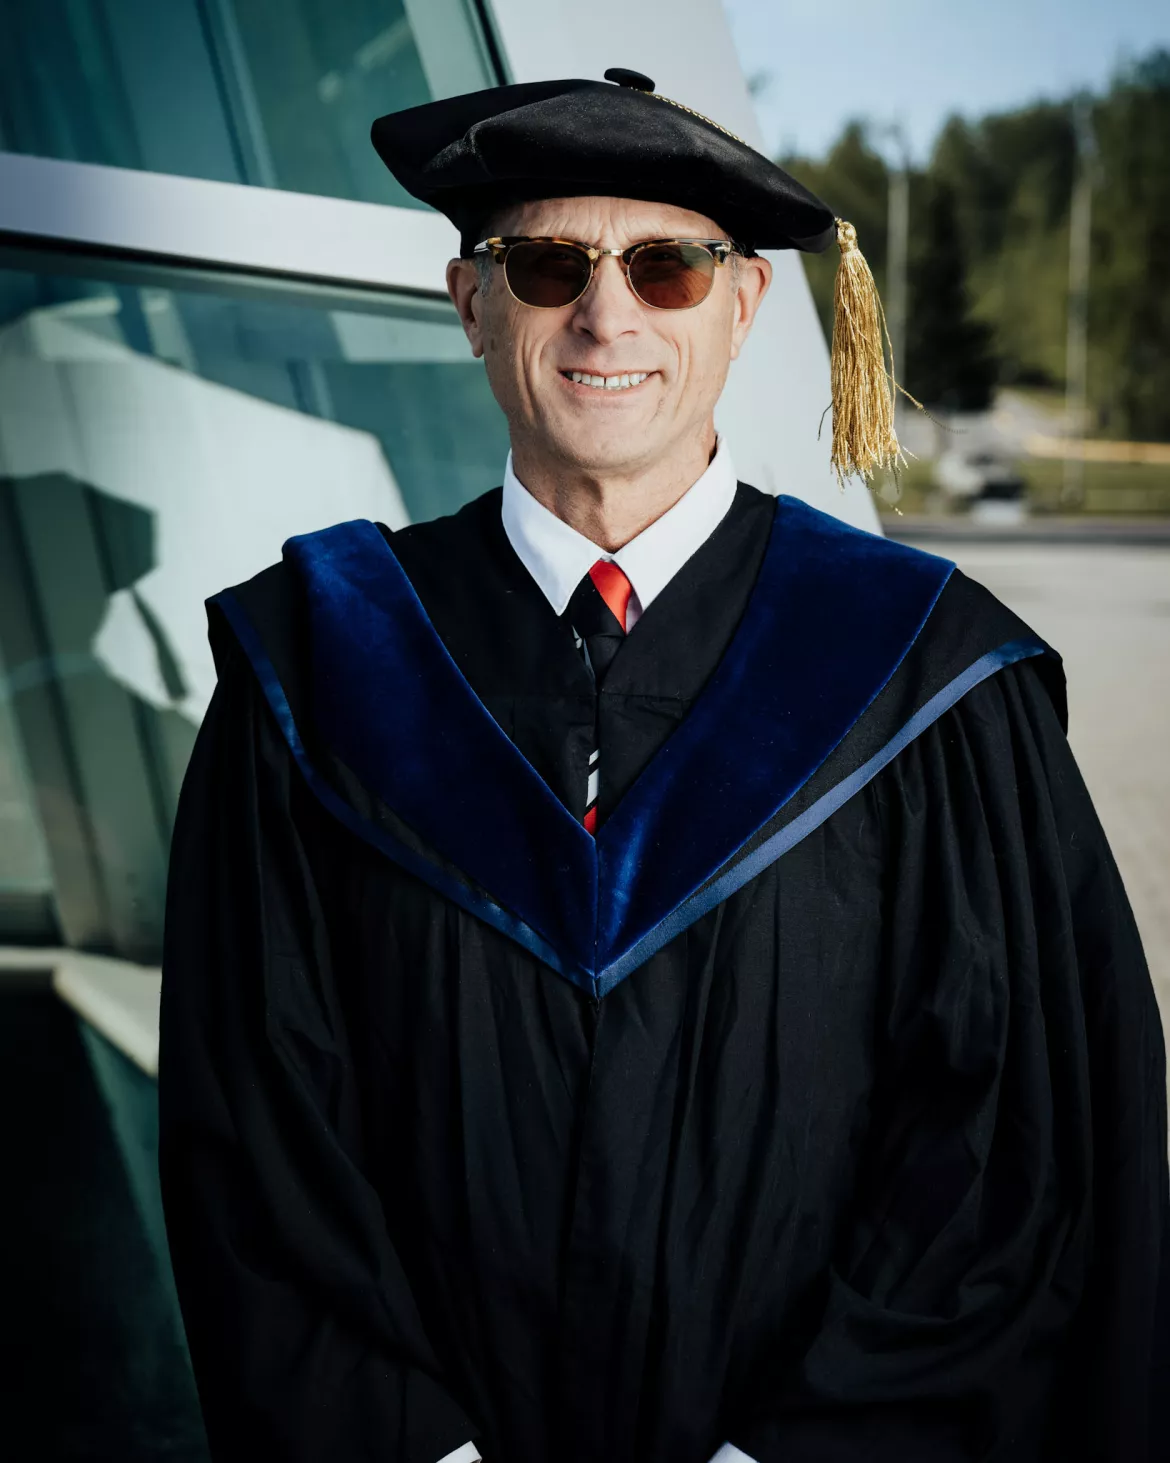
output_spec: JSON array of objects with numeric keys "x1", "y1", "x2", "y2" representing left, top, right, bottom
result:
[{"x1": 473, "y1": 235, "x2": 744, "y2": 311}]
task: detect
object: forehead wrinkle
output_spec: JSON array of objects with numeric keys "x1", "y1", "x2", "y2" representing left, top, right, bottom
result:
[{"x1": 508, "y1": 196, "x2": 726, "y2": 247}]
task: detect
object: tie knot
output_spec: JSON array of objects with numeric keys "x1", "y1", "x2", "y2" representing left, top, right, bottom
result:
[{"x1": 588, "y1": 559, "x2": 632, "y2": 632}]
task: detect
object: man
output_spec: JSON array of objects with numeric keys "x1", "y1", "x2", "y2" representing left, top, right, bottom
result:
[{"x1": 159, "y1": 70, "x2": 1168, "y2": 1463}]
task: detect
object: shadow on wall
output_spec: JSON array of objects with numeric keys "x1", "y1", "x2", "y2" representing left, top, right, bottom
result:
[
  {"x1": 0, "y1": 473, "x2": 198, "y2": 963},
  {"x1": 0, "y1": 971, "x2": 208, "y2": 1461}
]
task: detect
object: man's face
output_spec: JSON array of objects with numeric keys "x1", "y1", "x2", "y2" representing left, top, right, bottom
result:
[{"x1": 446, "y1": 196, "x2": 771, "y2": 478}]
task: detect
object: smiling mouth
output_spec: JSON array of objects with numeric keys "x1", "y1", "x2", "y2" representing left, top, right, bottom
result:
[{"x1": 561, "y1": 370, "x2": 651, "y2": 392}]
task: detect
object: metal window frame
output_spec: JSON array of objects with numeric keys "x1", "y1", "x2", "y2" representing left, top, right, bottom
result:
[
  {"x1": 0, "y1": 0, "x2": 510, "y2": 304},
  {"x1": 0, "y1": 151, "x2": 461, "y2": 305}
]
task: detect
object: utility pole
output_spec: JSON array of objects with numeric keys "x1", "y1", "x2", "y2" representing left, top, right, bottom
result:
[
  {"x1": 885, "y1": 124, "x2": 911, "y2": 430},
  {"x1": 1063, "y1": 97, "x2": 1096, "y2": 507}
]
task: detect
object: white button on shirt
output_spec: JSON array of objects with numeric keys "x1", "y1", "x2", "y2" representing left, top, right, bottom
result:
[
  {"x1": 438, "y1": 439, "x2": 758, "y2": 1463},
  {"x1": 500, "y1": 436, "x2": 739, "y2": 627}
]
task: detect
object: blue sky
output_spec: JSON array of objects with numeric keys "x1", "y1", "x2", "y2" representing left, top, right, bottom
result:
[{"x1": 723, "y1": 0, "x2": 1170, "y2": 161}]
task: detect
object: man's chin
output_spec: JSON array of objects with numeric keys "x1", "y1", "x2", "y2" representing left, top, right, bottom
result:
[
  {"x1": 539, "y1": 421, "x2": 667, "y2": 478},
  {"x1": 549, "y1": 443, "x2": 660, "y2": 479}
]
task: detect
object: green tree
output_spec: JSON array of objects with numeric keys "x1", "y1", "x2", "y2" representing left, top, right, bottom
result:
[
  {"x1": 930, "y1": 106, "x2": 1074, "y2": 388},
  {"x1": 931, "y1": 105, "x2": 1075, "y2": 261},
  {"x1": 905, "y1": 179, "x2": 999, "y2": 410},
  {"x1": 780, "y1": 121, "x2": 890, "y2": 337},
  {"x1": 925, "y1": 51, "x2": 1170, "y2": 437},
  {"x1": 782, "y1": 50, "x2": 1170, "y2": 438},
  {"x1": 1089, "y1": 51, "x2": 1170, "y2": 439}
]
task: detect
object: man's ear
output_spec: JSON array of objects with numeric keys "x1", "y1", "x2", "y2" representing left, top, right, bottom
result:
[
  {"x1": 446, "y1": 257, "x2": 485, "y2": 359},
  {"x1": 729, "y1": 254, "x2": 772, "y2": 362}
]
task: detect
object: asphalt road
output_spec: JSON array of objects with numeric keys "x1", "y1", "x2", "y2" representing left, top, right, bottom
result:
[{"x1": 905, "y1": 538, "x2": 1170, "y2": 1059}]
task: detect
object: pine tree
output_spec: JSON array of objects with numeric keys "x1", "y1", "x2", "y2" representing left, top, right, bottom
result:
[
  {"x1": 1091, "y1": 51, "x2": 1170, "y2": 440},
  {"x1": 905, "y1": 180, "x2": 998, "y2": 411},
  {"x1": 780, "y1": 122, "x2": 890, "y2": 339}
]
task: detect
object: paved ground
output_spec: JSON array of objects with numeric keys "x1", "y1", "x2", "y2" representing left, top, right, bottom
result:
[{"x1": 905, "y1": 539, "x2": 1170, "y2": 1058}]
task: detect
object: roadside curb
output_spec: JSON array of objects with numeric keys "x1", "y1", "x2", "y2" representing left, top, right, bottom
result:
[{"x1": 883, "y1": 515, "x2": 1170, "y2": 546}]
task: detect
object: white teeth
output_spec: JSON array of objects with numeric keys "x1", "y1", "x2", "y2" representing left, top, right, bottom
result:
[{"x1": 566, "y1": 370, "x2": 649, "y2": 390}]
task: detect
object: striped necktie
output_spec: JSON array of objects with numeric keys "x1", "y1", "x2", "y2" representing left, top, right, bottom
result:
[{"x1": 567, "y1": 560, "x2": 633, "y2": 835}]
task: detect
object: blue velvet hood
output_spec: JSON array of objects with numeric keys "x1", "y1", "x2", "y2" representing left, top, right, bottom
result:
[{"x1": 209, "y1": 495, "x2": 1058, "y2": 997}]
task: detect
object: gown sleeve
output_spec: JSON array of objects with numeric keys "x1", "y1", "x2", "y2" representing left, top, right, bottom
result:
[
  {"x1": 728, "y1": 658, "x2": 1170, "y2": 1463},
  {"x1": 158, "y1": 634, "x2": 481, "y2": 1463}
]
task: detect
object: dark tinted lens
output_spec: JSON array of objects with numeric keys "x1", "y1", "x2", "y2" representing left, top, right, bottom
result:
[
  {"x1": 628, "y1": 243, "x2": 717, "y2": 309},
  {"x1": 504, "y1": 241, "x2": 592, "y2": 307}
]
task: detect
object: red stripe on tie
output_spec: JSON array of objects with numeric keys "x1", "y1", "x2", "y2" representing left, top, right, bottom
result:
[
  {"x1": 588, "y1": 559, "x2": 633, "y2": 631},
  {"x1": 583, "y1": 805, "x2": 598, "y2": 835}
]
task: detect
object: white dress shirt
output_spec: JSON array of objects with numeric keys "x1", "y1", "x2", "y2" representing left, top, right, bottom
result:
[
  {"x1": 437, "y1": 440, "x2": 756, "y2": 1463},
  {"x1": 500, "y1": 436, "x2": 739, "y2": 627}
]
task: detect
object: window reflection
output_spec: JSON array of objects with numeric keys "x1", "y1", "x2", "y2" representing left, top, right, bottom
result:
[
  {"x1": 0, "y1": 0, "x2": 496, "y2": 208},
  {"x1": 0, "y1": 261, "x2": 508, "y2": 961}
]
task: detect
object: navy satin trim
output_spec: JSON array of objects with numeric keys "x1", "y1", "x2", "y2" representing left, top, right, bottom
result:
[
  {"x1": 596, "y1": 636, "x2": 1049, "y2": 994},
  {"x1": 208, "y1": 588, "x2": 583, "y2": 989}
]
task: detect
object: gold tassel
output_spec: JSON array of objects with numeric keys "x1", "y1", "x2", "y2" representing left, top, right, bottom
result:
[{"x1": 830, "y1": 218, "x2": 904, "y2": 486}]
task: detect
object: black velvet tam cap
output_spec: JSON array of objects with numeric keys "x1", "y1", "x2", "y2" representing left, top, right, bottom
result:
[{"x1": 371, "y1": 68, "x2": 836, "y2": 257}]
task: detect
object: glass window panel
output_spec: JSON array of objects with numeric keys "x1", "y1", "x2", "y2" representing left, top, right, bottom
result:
[
  {"x1": 0, "y1": 636, "x2": 58, "y2": 943},
  {"x1": 0, "y1": 256, "x2": 509, "y2": 961},
  {"x1": 0, "y1": 0, "x2": 497, "y2": 208}
]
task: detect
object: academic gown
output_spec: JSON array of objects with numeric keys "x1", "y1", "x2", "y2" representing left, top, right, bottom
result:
[{"x1": 159, "y1": 485, "x2": 1169, "y2": 1463}]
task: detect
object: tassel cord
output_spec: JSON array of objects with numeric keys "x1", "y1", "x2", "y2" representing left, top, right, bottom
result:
[{"x1": 830, "y1": 218, "x2": 907, "y2": 486}]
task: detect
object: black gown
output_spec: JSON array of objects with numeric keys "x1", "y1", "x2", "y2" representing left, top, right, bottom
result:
[{"x1": 159, "y1": 485, "x2": 1169, "y2": 1463}]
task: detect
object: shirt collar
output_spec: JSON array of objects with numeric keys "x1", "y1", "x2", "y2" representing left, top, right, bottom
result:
[{"x1": 500, "y1": 437, "x2": 738, "y2": 623}]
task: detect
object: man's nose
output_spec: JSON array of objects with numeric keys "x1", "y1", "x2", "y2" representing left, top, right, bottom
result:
[{"x1": 569, "y1": 256, "x2": 643, "y2": 342}]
